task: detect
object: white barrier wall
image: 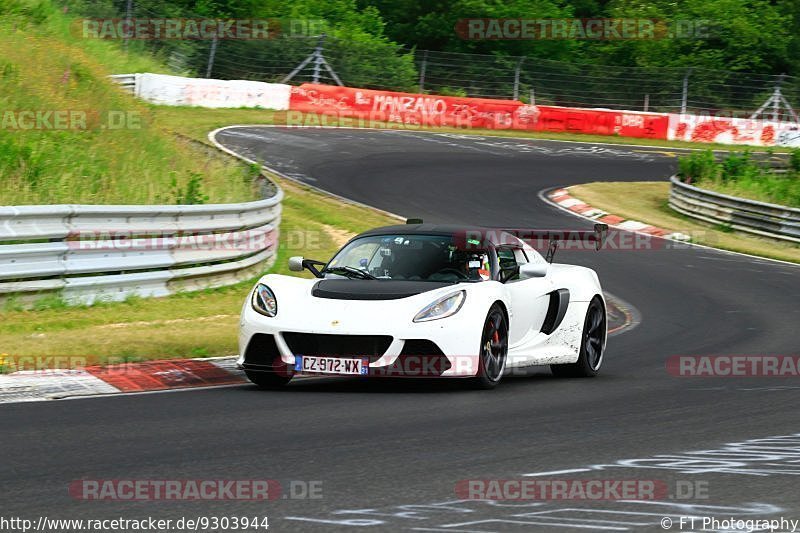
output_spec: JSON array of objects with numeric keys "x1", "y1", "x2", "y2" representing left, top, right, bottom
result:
[
  {"x1": 667, "y1": 113, "x2": 800, "y2": 147},
  {"x1": 135, "y1": 73, "x2": 291, "y2": 110}
]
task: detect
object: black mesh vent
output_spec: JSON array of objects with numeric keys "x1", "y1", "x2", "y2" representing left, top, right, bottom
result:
[
  {"x1": 376, "y1": 339, "x2": 451, "y2": 376},
  {"x1": 243, "y1": 334, "x2": 281, "y2": 367},
  {"x1": 282, "y1": 333, "x2": 392, "y2": 363},
  {"x1": 399, "y1": 339, "x2": 445, "y2": 356}
]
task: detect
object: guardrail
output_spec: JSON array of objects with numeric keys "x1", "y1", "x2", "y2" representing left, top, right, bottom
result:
[
  {"x1": 109, "y1": 74, "x2": 138, "y2": 96},
  {"x1": 669, "y1": 175, "x2": 800, "y2": 243},
  {"x1": 0, "y1": 177, "x2": 282, "y2": 306}
]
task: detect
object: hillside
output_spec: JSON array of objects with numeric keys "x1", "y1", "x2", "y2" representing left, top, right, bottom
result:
[{"x1": 0, "y1": 0, "x2": 257, "y2": 205}]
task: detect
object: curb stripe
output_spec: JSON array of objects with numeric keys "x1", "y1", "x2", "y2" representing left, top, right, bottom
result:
[
  {"x1": 545, "y1": 188, "x2": 679, "y2": 241},
  {"x1": 85, "y1": 359, "x2": 246, "y2": 393}
]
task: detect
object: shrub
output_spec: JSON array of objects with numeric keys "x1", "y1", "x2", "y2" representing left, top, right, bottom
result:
[
  {"x1": 790, "y1": 148, "x2": 800, "y2": 172},
  {"x1": 677, "y1": 150, "x2": 716, "y2": 183},
  {"x1": 720, "y1": 151, "x2": 763, "y2": 183}
]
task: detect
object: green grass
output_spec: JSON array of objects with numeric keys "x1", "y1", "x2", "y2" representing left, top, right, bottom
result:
[
  {"x1": 678, "y1": 150, "x2": 800, "y2": 208},
  {"x1": 569, "y1": 182, "x2": 800, "y2": 264},
  {"x1": 0, "y1": 0, "x2": 255, "y2": 205},
  {"x1": 698, "y1": 174, "x2": 800, "y2": 208}
]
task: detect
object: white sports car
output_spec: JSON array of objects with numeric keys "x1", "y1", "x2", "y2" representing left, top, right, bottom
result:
[{"x1": 238, "y1": 222, "x2": 608, "y2": 389}]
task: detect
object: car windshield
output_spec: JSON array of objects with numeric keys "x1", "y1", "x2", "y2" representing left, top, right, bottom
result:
[{"x1": 324, "y1": 234, "x2": 493, "y2": 283}]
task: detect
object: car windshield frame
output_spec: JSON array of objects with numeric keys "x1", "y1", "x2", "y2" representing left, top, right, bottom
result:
[{"x1": 323, "y1": 233, "x2": 496, "y2": 283}]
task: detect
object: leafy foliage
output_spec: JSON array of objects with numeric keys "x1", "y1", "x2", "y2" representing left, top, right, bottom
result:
[
  {"x1": 677, "y1": 150, "x2": 717, "y2": 183},
  {"x1": 55, "y1": 0, "x2": 800, "y2": 97},
  {"x1": 678, "y1": 150, "x2": 800, "y2": 207}
]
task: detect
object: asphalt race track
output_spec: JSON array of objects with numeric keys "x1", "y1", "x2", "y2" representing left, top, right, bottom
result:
[{"x1": 3, "y1": 128, "x2": 799, "y2": 532}]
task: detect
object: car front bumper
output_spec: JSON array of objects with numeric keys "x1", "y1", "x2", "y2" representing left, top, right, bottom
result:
[{"x1": 238, "y1": 300, "x2": 484, "y2": 378}]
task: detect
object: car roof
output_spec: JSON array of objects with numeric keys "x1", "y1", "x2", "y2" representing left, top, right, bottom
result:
[{"x1": 355, "y1": 224, "x2": 522, "y2": 246}]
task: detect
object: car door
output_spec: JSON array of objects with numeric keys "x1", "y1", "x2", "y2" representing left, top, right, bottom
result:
[{"x1": 497, "y1": 246, "x2": 553, "y2": 346}]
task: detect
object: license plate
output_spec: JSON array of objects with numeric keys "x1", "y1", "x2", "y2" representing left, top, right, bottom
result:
[{"x1": 294, "y1": 355, "x2": 369, "y2": 375}]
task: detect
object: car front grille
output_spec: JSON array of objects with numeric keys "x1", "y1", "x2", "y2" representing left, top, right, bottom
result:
[
  {"x1": 387, "y1": 339, "x2": 451, "y2": 376},
  {"x1": 282, "y1": 333, "x2": 392, "y2": 363}
]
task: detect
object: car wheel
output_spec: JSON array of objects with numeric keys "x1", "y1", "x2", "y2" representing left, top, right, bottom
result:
[
  {"x1": 551, "y1": 296, "x2": 606, "y2": 378},
  {"x1": 245, "y1": 365, "x2": 292, "y2": 389},
  {"x1": 469, "y1": 303, "x2": 509, "y2": 389}
]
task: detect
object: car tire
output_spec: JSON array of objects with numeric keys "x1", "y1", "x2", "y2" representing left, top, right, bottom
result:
[
  {"x1": 245, "y1": 367, "x2": 292, "y2": 389},
  {"x1": 551, "y1": 296, "x2": 606, "y2": 378},
  {"x1": 468, "y1": 303, "x2": 509, "y2": 390}
]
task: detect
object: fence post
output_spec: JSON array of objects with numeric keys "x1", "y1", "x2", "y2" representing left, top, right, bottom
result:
[
  {"x1": 680, "y1": 68, "x2": 691, "y2": 115},
  {"x1": 513, "y1": 57, "x2": 525, "y2": 100},
  {"x1": 419, "y1": 50, "x2": 428, "y2": 92},
  {"x1": 206, "y1": 34, "x2": 218, "y2": 78},
  {"x1": 749, "y1": 74, "x2": 798, "y2": 122},
  {"x1": 772, "y1": 74, "x2": 785, "y2": 122},
  {"x1": 123, "y1": 0, "x2": 133, "y2": 51},
  {"x1": 282, "y1": 33, "x2": 342, "y2": 86},
  {"x1": 529, "y1": 88, "x2": 536, "y2": 106},
  {"x1": 644, "y1": 93, "x2": 649, "y2": 112},
  {"x1": 312, "y1": 34, "x2": 326, "y2": 84}
]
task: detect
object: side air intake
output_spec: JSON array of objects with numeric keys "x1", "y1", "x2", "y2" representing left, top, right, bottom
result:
[{"x1": 540, "y1": 289, "x2": 570, "y2": 335}]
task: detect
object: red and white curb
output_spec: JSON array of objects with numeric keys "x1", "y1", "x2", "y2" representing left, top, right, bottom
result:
[
  {"x1": 547, "y1": 188, "x2": 691, "y2": 242},
  {"x1": 0, "y1": 356, "x2": 245, "y2": 404}
]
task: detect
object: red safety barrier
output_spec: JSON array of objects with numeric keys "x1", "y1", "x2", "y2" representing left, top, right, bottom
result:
[
  {"x1": 533, "y1": 106, "x2": 669, "y2": 138},
  {"x1": 288, "y1": 84, "x2": 521, "y2": 129},
  {"x1": 287, "y1": 83, "x2": 671, "y2": 139}
]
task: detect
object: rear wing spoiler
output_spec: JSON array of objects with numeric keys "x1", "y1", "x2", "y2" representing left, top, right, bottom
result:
[{"x1": 503, "y1": 223, "x2": 609, "y2": 263}]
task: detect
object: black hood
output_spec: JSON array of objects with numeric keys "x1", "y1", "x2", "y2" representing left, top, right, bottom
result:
[{"x1": 311, "y1": 280, "x2": 453, "y2": 301}]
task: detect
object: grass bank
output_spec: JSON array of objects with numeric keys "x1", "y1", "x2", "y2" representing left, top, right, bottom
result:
[
  {"x1": 678, "y1": 150, "x2": 800, "y2": 208},
  {"x1": 0, "y1": 0, "x2": 255, "y2": 205},
  {"x1": 569, "y1": 181, "x2": 800, "y2": 264}
]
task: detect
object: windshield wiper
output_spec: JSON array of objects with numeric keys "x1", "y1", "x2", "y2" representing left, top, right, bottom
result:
[{"x1": 322, "y1": 266, "x2": 377, "y2": 280}]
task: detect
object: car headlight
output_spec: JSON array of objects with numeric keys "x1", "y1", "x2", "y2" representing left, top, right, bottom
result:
[
  {"x1": 251, "y1": 283, "x2": 278, "y2": 317},
  {"x1": 413, "y1": 291, "x2": 466, "y2": 322}
]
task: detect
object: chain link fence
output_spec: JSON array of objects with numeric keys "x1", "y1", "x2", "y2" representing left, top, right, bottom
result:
[{"x1": 67, "y1": 0, "x2": 800, "y2": 118}]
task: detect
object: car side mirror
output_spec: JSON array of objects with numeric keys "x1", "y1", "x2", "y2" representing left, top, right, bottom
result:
[
  {"x1": 289, "y1": 256, "x2": 326, "y2": 278},
  {"x1": 288, "y1": 256, "x2": 304, "y2": 272},
  {"x1": 518, "y1": 263, "x2": 548, "y2": 279}
]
